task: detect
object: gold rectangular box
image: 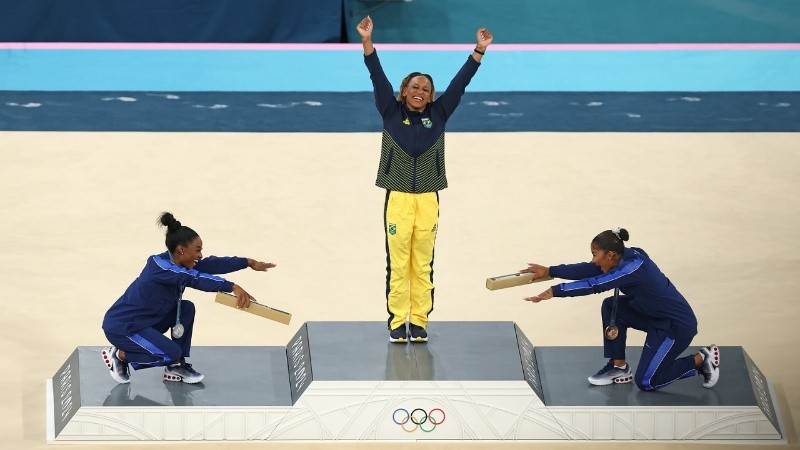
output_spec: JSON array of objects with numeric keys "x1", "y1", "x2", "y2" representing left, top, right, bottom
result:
[
  {"x1": 485, "y1": 273, "x2": 553, "y2": 291},
  {"x1": 214, "y1": 292, "x2": 292, "y2": 325}
]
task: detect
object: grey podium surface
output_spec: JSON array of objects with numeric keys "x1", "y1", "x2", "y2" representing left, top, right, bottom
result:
[
  {"x1": 82, "y1": 346, "x2": 293, "y2": 407},
  {"x1": 52, "y1": 321, "x2": 782, "y2": 441},
  {"x1": 538, "y1": 346, "x2": 757, "y2": 407},
  {"x1": 304, "y1": 321, "x2": 525, "y2": 381}
]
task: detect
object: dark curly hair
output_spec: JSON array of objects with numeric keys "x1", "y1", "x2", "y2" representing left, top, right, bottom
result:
[{"x1": 157, "y1": 212, "x2": 199, "y2": 253}]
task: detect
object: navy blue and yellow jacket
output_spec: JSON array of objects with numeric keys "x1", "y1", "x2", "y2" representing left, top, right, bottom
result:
[
  {"x1": 102, "y1": 252, "x2": 247, "y2": 336},
  {"x1": 364, "y1": 50, "x2": 480, "y2": 193},
  {"x1": 549, "y1": 247, "x2": 698, "y2": 338}
]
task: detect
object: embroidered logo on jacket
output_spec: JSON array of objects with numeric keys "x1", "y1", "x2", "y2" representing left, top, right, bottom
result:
[
  {"x1": 402, "y1": 118, "x2": 410, "y2": 125},
  {"x1": 421, "y1": 117, "x2": 432, "y2": 128},
  {"x1": 388, "y1": 223, "x2": 397, "y2": 235}
]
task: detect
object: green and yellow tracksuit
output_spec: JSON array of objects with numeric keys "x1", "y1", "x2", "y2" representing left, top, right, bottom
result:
[{"x1": 364, "y1": 50, "x2": 481, "y2": 331}]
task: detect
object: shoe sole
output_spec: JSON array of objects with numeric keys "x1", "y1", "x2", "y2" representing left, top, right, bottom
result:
[
  {"x1": 389, "y1": 337, "x2": 407, "y2": 343},
  {"x1": 588, "y1": 374, "x2": 632, "y2": 386},
  {"x1": 702, "y1": 345, "x2": 720, "y2": 388},
  {"x1": 101, "y1": 347, "x2": 130, "y2": 384},
  {"x1": 101, "y1": 347, "x2": 114, "y2": 370},
  {"x1": 163, "y1": 372, "x2": 204, "y2": 384},
  {"x1": 704, "y1": 345, "x2": 720, "y2": 368},
  {"x1": 410, "y1": 336, "x2": 428, "y2": 342},
  {"x1": 613, "y1": 375, "x2": 633, "y2": 384}
]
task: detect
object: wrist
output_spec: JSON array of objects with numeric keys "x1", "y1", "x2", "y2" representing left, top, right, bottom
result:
[{"x1": 474, "y1": 45, "x2": 486, "y2": 54}]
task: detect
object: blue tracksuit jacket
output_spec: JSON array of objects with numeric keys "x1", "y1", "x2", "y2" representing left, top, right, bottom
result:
[
  {"x1": 102, "y1": 252, "x2": 247, "y2": 336},
  {"x1": 549, "y1": 247, "x2": 698, "y2": 338}
]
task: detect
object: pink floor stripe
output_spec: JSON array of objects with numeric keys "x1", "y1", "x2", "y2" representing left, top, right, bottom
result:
[{"x1": 1, "y1": 42, "x2": 799, "y2": 51}]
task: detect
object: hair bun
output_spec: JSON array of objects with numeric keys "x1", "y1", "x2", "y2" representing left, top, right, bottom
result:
[
  {"x1": 169, "y1": 220, "x2": 182, "y2": 232},
  {"x1": 158, "y1": 211, "x2": 182, "y2": 233}
]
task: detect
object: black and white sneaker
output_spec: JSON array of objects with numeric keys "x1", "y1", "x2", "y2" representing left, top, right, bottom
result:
[
  {"x1": 389, "y1": 324, "x2": 408, "y2": 343},
  {"x1": 164, "y1": 359, "x2": 204, "y2": 384},
  {"x1": 588, "y1": 360, "x2": 632, "y2": 386},
  {"x1": 699, "y1": 345, "x2": 720, "y2": 388},
  {"x1": 101, "y1": 346, "x2": 130, "y2": 384},
  {"x1": 409, "y1": 323, "x2": 428, "y2": 343}
]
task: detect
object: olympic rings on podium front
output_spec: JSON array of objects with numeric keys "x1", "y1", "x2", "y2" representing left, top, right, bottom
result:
[{"x1": 392, "y1": 407, "x2": 446, "y2": 432}]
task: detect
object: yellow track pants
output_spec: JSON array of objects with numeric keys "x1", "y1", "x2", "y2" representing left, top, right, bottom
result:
[{"x1": 384, "y1": 190, "x2": 439, "y2": 331}]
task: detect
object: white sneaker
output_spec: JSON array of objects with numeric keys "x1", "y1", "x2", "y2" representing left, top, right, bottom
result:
[
  {"x1": 164, "y1": 360, "x2": 204, "y2": 384},
  {"x1": 699, "y1": 345, "x2": 720, "y2": 388},
  {"x1": 588, "y1": 360, "x2": 633, "y2": 386},
  {"x1": 101, "y1": 346, "x2": 130, "y2": 384}
]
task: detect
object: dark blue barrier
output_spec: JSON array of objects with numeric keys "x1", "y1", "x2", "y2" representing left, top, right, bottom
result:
[
  {"x1": 348, "y1": 0, "x2": 800, "y2": 43},
  {"x1": 0, "y1": 0, "x2": 351, "y2": 43},
  {"x1": 3, "y1": 1, "x2": 799, "y2": 44}
]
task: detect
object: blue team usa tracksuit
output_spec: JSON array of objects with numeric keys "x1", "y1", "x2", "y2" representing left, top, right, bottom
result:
[
  {"x1": 102, "y1": 252, "x2": 247, "y2": 370},
  {"x1": 550, "y1": 247, "x2": 699, "y2": 391}
]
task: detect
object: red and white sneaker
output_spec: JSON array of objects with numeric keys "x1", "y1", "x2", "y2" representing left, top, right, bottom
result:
[
  {"x1": 164, "y1": 359, "x2": 204, "y2": 384},
  {"x1": 588, "y1": 360, "x2": 633, "y2": 386},
  {"x1": 699, "y1": 345, "x2": 720, "y2": 388},
  {"x1": 101, "y1": 346, "x2": 130, "y2": 384}
]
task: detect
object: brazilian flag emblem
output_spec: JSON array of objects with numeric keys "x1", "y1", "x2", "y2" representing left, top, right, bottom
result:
[{"x1": 388, "y1": 223, "x2": 397, "y2": 235}]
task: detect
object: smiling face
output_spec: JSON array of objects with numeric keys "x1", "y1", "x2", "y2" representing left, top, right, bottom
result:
[
  {"x1": 401, "y1": 75, "x2": 433, "y2": 111},
  {"x1": 590, "y1": 243, "x2": 620, "y2": 273},
  {"x1": 174, "y1": 236, "x2": 203, "y2": 269}
]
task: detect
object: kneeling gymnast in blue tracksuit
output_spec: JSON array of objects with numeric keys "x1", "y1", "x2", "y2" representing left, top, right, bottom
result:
[
  {"x1": 101, "y1": 212, "x2": 276, "y2": 384},
  {"x1": 520, "y1": 228, "x2": 720, "y2": 391}
]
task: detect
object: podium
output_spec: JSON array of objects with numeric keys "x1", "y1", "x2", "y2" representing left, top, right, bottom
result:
[{"x1": 47, "y1": 321, "x2": 785, "y2": 442}]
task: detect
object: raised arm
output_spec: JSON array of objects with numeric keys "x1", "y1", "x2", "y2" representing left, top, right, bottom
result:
[
  {"x1": 472, "y1": 27, "x2": 494, "y2": 62},
  {"x1": 356, "y1": 16, "x2": 375, "y2": 56}
]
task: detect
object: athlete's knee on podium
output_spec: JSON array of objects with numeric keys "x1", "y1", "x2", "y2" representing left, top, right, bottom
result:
[{"x1": 634, "y1": 371, "x2": 657, "y2": 392}]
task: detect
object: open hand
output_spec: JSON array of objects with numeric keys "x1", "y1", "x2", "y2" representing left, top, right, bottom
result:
[
  {"x1": 525, "y1": 288, "x2": 553, "y2": 303},
  {"x1": 248, "y1": 259, "x2": 276, "y2": 271}
]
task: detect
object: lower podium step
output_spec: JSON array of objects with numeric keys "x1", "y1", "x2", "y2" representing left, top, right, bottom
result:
[{"x1": 47, "y1": 321, "x2": 785, "y2": 442}]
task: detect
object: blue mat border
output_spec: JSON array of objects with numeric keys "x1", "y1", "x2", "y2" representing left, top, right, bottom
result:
[
  {"x1": 0, "y1": 91, "x2": 800, "y2": 132},
  {"x1": 1, "y1": 91, "x2": 797, "y2": 132}
]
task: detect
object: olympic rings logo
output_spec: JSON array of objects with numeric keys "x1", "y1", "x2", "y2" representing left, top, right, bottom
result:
[{"x1": 392, "y1": 407, "x2": 446, "y2": 432}]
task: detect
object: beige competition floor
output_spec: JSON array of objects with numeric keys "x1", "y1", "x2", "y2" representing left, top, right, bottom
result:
[{"x1": 1, "y1": 131, "x2": 798, "y2": 450}]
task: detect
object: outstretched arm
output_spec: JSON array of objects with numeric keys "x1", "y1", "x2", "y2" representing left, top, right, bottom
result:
[
  {"x1": 356, "y1": 16, "x2": 375, "y2": 56},
  {"x1": 247, "y1": 258, "x2": 276, "y2": 271},
  {"x1": 525, "y1": 287, "x2": 554, "y2": 303},
  {"x1": 520, "y1": 263, "x2": 554, "y2": 303},
  {"x1": 472, "y1": 27, "x2": 494, "y2": 62}
]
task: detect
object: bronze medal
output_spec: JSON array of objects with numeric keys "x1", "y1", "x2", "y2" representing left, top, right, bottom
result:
[{"x1": 604, "y1": 287, "x2": 621, "y2": 340}]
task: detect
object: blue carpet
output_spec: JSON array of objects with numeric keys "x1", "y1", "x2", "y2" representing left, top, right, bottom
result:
[{"x1": 1, "y1": 91, "x2": 797, "y2": 132}]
